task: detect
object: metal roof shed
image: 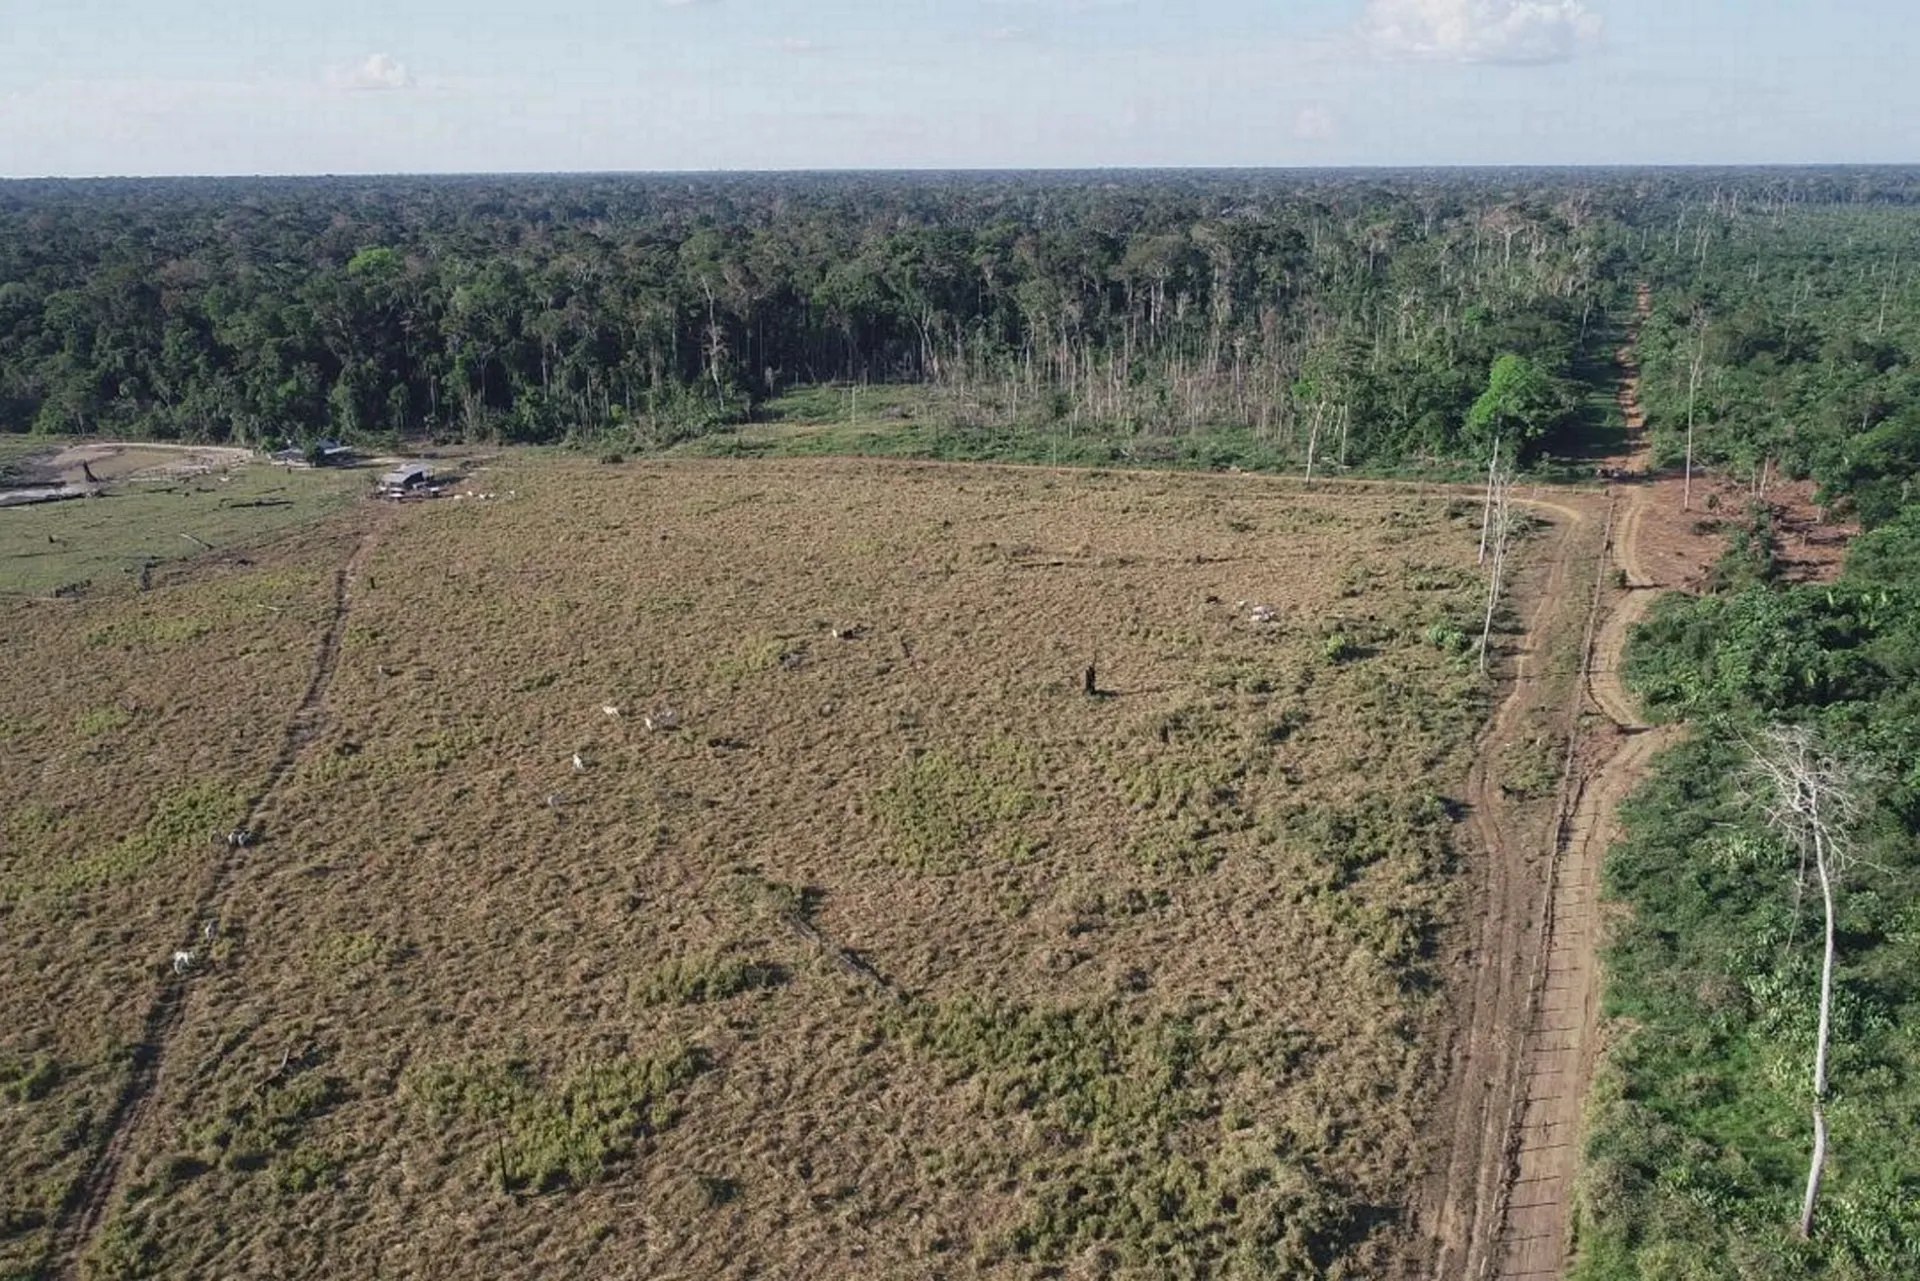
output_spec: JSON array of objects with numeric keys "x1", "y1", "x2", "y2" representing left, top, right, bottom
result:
[{"x1": 381, "y1": 464, "x2": 431, "y2": 490}]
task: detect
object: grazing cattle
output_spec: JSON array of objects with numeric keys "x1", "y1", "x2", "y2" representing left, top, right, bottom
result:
[{"x1": 172, "y1": 950, "x2": 196, "y2": 975}]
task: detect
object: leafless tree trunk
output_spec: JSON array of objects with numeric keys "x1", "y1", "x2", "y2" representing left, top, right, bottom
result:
[
  {"x1": 1304, "y1": 400, "x2": 1326, "y2": 487},
  {"x1": 1750, "y1": 725, "x2": 1865, "y2": 1240},
  {"x1": 1478, "y1": 450, "x2": 1517, "y2": 674},
  {"x1": 1478, "y1": 433, "x2": 1500, "y2": 566},
  {"x1": 1685, "y1": 316, "x2": 1708, "y2": 511}
]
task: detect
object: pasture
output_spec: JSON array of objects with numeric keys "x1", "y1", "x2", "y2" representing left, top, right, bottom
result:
[
  {"x1": 0, "y1": 441, "x2": 367, "y2": 597},
  {"x1": 1, "y1": 456, "x2": 1519, "y2": 1279}
]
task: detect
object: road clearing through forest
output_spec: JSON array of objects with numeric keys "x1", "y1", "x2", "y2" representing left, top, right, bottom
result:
[{"x1": 1474, "y1": 289, "x2": 1692, "y2": 1281}]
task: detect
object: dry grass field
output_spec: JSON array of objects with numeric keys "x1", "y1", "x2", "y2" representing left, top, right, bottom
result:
[{"x1": 1, "y1": 456, "x2": 1522, "y2": 1280}]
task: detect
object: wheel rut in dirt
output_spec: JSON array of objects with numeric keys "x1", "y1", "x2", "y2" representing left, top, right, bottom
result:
[
  {"x1": 44, "y1": 512, "x2": 388, "y2": 1279},
  {"x1": 1478, "y1": 284, "x2": 1687, "y2": 1281},
  {"x1": 1419, "y1": 488, "x2": 1606, "y2": 1281}
]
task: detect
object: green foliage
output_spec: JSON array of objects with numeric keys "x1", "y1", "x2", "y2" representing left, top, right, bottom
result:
[
  {"x1": 28, "y1": 780, "x2": 241, "y2": 899},
  {"x1": 1499, "y1": 731, "x2": 1565, "y2": 800},
  {"x1": 310, "y1": 931, "x2": 389, "y2": 983},
  {"x1": 0, "y1": 172, "x2": 1628, "y2": 471},
  {"x1": 1423, "y1": 621, "x2": 1471, "y2": 655},
  {"x1": 1466, "y1": 352, "x2": 1567, "y2": 457},
  {"x1": 84, "y1": 614, "x2": 214, "y2": 650},
  {"x1": 1321, "y1": 633, "x2": 1358, "y2": 664},
  {"x1": 1105, "y1": 703, "x2": 1264, "y2": 877},
  {"x1": 871, "y1": 740, "x2": 1044, "y2": 874},
  {"x1": 1278, "y1": 790, "x2": 1456, "y2": 970},
  {"x1": 72, "y1": 705, "x2": 133, "y2": 738},
  {"x1": 636, "y1": 953, "x2": 787, "y2": 1006},
  {"x1": 1631, "y1": 201, "x2": 1920, "y2": 521},
  {"x1": 707, "y1": 635, "x2": 797, "y2": 684},
  {"x1": 888, "y1": 997, "x2": 1349, "y2": 1275},
  {"x1": 1846, "y1": 504, "x2": 1920, "y2": 588},
  {"x1": 0, "y1": 1053, "x2": 60, "y2": 1104},
  {"x1": 406, "y1": 1046, "x2": 704, "y2": 1194},
  {"x1": 1580, "y1": 510, "x2": 1920, "y2": 1275},
  {"x1": 181, "y1": 1069, "x2": 349, "y2": 1177}
]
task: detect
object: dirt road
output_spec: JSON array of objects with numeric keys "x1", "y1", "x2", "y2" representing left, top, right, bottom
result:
[
  {"x1": 1471, "y1": 288, "x2": 1689, "y2": 1281},
  {"x1": 1411, "y1": 284, "x2": 1723, "y2": 1281}
]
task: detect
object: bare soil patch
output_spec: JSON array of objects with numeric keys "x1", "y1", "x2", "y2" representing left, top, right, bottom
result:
[{"x1": 43, "y1": 443, "x2": 255, "y2": 486}]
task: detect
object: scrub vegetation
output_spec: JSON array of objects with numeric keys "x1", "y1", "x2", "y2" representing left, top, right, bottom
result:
[{"x1": 1, "y1": 458, "x2": 1512, "y2": 1278}]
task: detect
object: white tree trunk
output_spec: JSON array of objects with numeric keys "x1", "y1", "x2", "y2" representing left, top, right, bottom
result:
[
  {"x1": 1685, "y1": 326, "x2": 1706, "y2": 511},
  {"x1": 1304, "y1": 401, "x2": 1325, "y2": 487},
  {"x1": 1800, "y1": 824, "x2": 1838, "y2": 1238},
  {"x1": 1478, "y1": 436, "x2": 1499, "y2": 566},
  {"x1": 1478, "y1": 457, "x2": 1515, "y2": 675}
]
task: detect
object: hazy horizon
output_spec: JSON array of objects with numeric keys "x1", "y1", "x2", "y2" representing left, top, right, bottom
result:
[
  {"x1": 7, "y1": 162, "x2": 1920, "y2": 185},
  {"x1": 5, "y1": 1, "x2": 1916, "y2": 178}
]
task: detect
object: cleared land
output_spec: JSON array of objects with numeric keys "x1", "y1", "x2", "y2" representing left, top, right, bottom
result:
[
  {"x1": 0, "y1": 441, "x2": 368, "y2": 597},
  {"x1": 3, "y1": 456, "x2": 1582, "y2": 1279}
]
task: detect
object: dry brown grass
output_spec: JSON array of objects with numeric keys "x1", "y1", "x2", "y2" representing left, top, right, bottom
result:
[{"x1": 2, "y1": 457, "x2": 1517, "y2": 1279}]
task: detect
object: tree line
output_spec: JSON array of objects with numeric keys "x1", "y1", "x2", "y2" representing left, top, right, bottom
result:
[{"x1": 0, "y1": 171, "x2": 1640, "y2": 464}]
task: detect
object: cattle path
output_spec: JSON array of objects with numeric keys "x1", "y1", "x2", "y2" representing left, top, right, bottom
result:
[{"x1": 45, "y1": 510, "x2": 389, "y2": 1279}]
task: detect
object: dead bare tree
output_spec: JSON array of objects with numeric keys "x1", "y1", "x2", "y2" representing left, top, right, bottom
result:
[
  {"x1": 1477, "y1": 432, "x2": 1501, "y2": 566},
  {"x1": 1749, "y1": 724, "x2": 1867, "y2": 1240},
  {"x1": 1303, "y1": 399, "x2": 1326, "y2": 487},
  {"x1": 1477, "y1": 450, "x2": 1518, "y2": 674},
  {"x1": 1684, "y1": 313, "x2": 1709, "y2": 511}
]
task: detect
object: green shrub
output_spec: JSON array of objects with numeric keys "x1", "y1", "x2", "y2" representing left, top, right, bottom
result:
[
  {"x1": 889, "y1": 997, "x2": 1345, "y2": 1273},
  {"x1": 37, "y1": 781, "x2": 242, "y2": 898},
  {"x1": 407, "y1": 1045, "x2": 703, "y2": 1193},
  {"x1": 871, "y1": 740, "x2": 1042, "y2": 874},
  {"x1": 637, "y1": 953, "x2": 786, "y2": 1006}
]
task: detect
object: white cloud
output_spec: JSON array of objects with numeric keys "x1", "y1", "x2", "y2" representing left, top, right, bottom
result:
[
  {"x1": 323, "y1": 53, "x2": 413, "y2": 92},
  {"x1": 1359, "y1": 0, "x2": 1603, "y2": 65},
  {"x1": 1294, "y1": 104, "x2": 1338, "y2": 140}
]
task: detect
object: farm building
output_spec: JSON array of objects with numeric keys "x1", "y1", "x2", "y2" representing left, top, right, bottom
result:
[
  {"x1": 270, "y1": 439, "x2": 353, "y2": 466},
  {"x1": 380, "y1": 464, "x2": 432, "y2": 496}
]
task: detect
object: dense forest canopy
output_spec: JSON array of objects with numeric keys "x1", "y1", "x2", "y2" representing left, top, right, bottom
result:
[
  {"x1": 5, "y1": 167, "x2": 1918, "y2": 498},
  {"x1": 0, "y1": 169, "x2": 1852, "y2": 464}
]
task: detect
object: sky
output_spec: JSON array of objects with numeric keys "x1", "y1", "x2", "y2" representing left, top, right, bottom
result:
[{"x1": 0, "y1": 1, "x2": 1915, "y2": 176}]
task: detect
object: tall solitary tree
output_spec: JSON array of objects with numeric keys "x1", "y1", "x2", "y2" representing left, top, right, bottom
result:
[{"x1": 1749, "y1": 724, "x2": 1867, "y2": 1240}]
